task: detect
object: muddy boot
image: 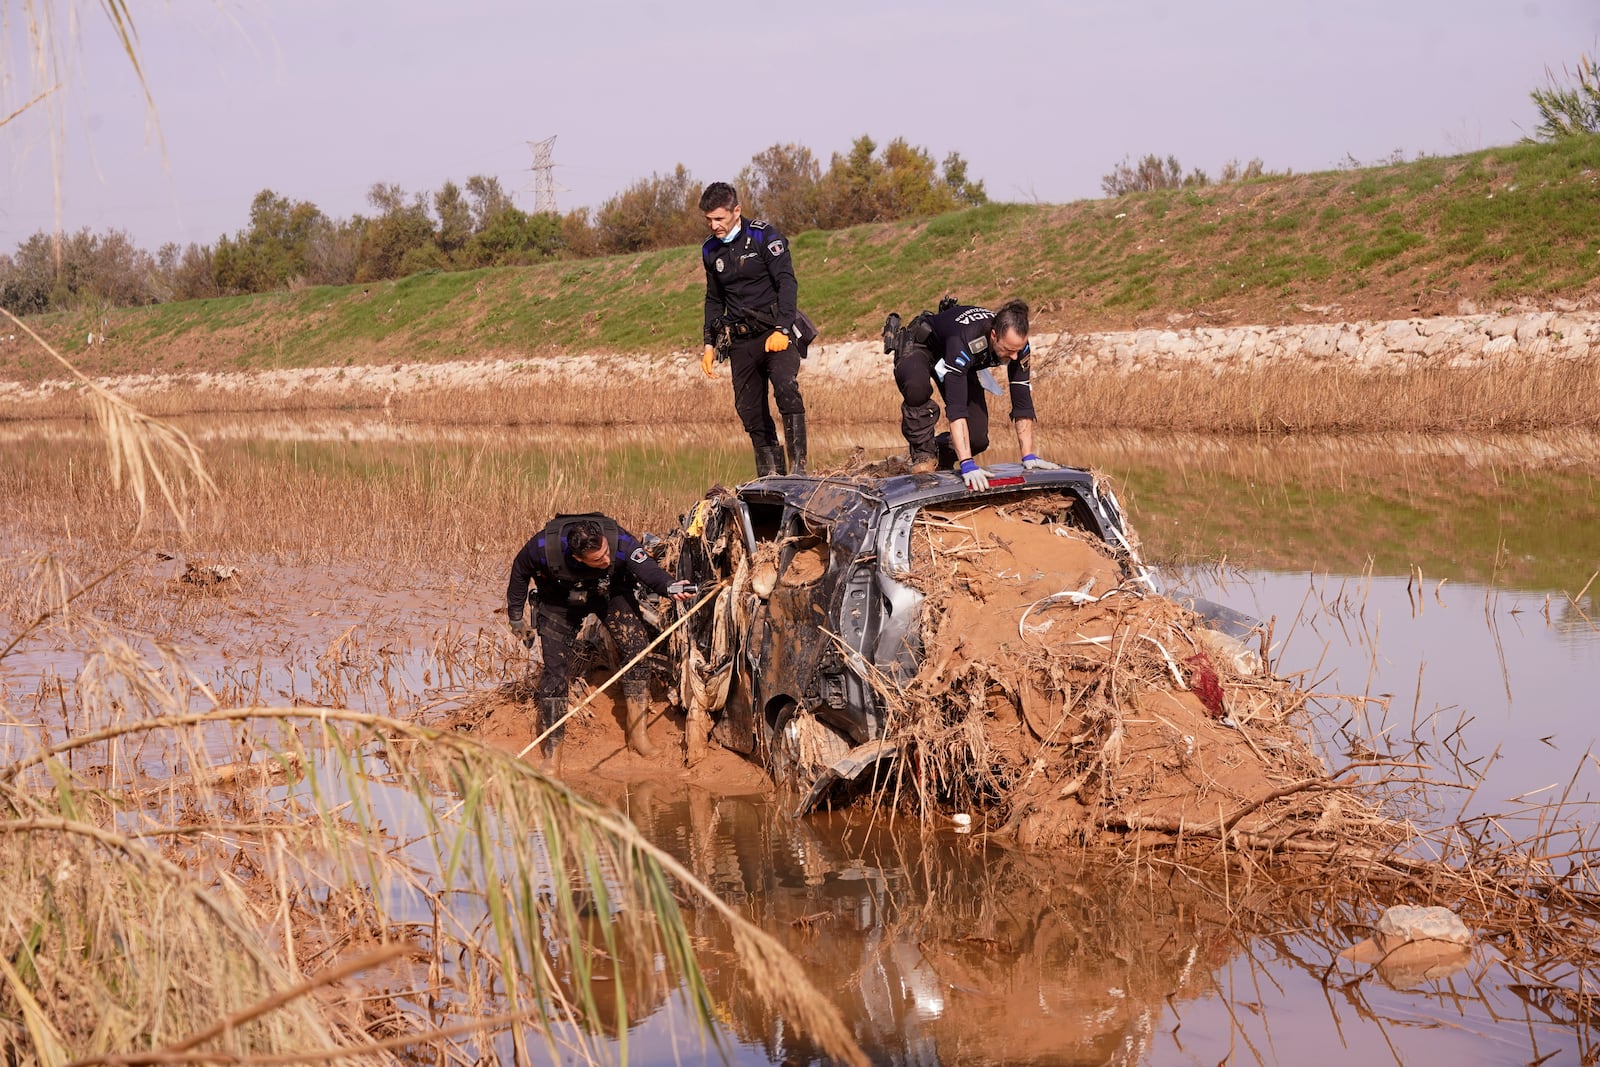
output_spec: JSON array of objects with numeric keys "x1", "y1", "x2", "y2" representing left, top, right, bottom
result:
[
  {"x1": 622, "y1": 682, "x2": 656, "y2": 758},
  {"x1": 901, "y1": 400, "x2": 939, "y2": 469},
  {"x1": 753, "y1": 444, "x2": 786, "y2": 478},
  {"x1": 539, "y1": 697, "x2": 567, "y2": 757},
  {"x1": 782, "y1": 412, "x2": 808, "y2": 476}
]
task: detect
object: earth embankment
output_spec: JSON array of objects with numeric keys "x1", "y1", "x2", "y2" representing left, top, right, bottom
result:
[{"x1": 3, "y1": 307, "x2": 1594, "y2": 411}]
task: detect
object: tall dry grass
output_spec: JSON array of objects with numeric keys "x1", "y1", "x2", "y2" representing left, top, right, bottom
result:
[
  {"x1": 1035, "y1": 355, "x2": 1600, "y2": 434},
  {"x1": 6, "y1": 416, "x2": 1599, "y2": 598},
  {"x1": 0, "y1": 572, "x2": 869, "y2": 1065},
  {"x1": 0, "y1": 323, "x2": 868, "y2": 1065},
  {"x1": 0, "y1": 431, "x2": 744, "y2": 578},
  {"x1": 5, "y1": 354, "x2": 1600, "y2": 433},
  {"x1": 0, "y1": 693, "x2": 867, "y2": 1064}
]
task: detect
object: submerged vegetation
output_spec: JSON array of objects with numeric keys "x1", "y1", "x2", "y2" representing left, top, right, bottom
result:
[{"x1": 0, "y1": 323, "x2": 868, "y2": 1065}]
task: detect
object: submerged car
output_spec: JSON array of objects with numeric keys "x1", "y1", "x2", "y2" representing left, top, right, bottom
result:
[{"x1": 670, "y1": 462, "x2": 1239, "y2": 812}]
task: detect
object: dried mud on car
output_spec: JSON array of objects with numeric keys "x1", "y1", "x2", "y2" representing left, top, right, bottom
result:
[
  {"x1": 889, "y1": 503, "x2": 1362, "y2": 849},
  {"x1": 666, "y1": 471, "x2": 1392, "y2": 853}
]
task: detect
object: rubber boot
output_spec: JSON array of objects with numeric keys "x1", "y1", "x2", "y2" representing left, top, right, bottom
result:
[
  {"x1": 622, "y1": 682, "x2": 656, "y2": 757},
  {"x1": 539, "y1": 697, "x2": 567, "y2": 756},
  {"x1": 753, "y1": 444, "x2": 786, "y2": 478},
  {"x1": 782, "y1": 412, "x2": 808, "y2": 476},
  {"x1": 901, "y1": 401, "x2": 939, "y2": 471}
]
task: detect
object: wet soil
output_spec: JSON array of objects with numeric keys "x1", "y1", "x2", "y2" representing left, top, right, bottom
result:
[{"x1": 454, "y1": 680, "x2": 771, "y2": 798}]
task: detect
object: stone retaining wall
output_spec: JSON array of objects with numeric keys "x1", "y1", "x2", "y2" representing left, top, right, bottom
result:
[
  {"x1": 1030, "y1": 309, "x2": 1600, "y2": 373},
  {"x1": 3, "y1": 310, "x2": 1596, "y2": 404},
  {"x1": 797, "y1": 309, "x2": 1600, "y2": 379}
]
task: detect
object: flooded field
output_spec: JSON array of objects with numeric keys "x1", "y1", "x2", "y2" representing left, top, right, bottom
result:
[{"x1": 3, "y1": 417, "x2": 1598, "y2": 1065}]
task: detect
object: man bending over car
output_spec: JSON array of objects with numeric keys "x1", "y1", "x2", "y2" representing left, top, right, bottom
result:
[{"x1": 888, "y1": 297, "x2": 1062, "y2": 489}]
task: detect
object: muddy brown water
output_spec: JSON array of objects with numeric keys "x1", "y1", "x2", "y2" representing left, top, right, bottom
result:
[
  {"x1": 580, "y1": 569, "x2": 1600, "y2": 1067},
  {"x1": 3, "y1": 420, "x2": 1598, "y2": 1065}
]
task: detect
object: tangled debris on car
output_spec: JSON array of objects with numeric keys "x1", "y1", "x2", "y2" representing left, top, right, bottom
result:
[{"x1": 665, "y1": 460, "x2": 1389, "y2": 851}]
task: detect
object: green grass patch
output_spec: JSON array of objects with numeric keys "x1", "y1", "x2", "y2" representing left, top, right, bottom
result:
[{"x1": 18, "y1": 138, "x2": 1600, "y2": 381}]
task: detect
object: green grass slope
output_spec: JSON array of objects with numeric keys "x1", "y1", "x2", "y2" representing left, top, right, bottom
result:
[{"x1": 18, "y1": 137, "x2": 1600, "y2": 382}]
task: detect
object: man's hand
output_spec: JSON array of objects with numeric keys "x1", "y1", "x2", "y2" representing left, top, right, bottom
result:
[
  {"x1": 701, "y1": 344, "x2": 717, "y2": 378},
  {"x1": 764, "y1": 330, "x2": 791, "y2": 353},
  {"x1": 508, "y1": 613, "x2": 534, "y2": 649},
  {"x1": 666, "y1": 580, "x2": 697, "y2": 601},
  {"x1": 1021, "y1": 454, "x2": 1062, "y2": 471},
  {"x1": 958, "y1": 458, "x2": 992, "y2": 491}
]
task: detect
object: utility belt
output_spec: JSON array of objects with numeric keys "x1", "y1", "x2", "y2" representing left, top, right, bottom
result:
[
  {"x1": 713, "y1": 308, "x2": 816, "y2": 358},
  {"x1": 712, "y1": 315, "x2": 757, "y2": 356}
]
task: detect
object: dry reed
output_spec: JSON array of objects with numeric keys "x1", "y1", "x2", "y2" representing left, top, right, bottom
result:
[
  {"x1": 5, "y1": 352, "x2": 1600, "y2": 433},
  {"x1": 0, "y1": 326, "x2": 868, "y2": 1066}
]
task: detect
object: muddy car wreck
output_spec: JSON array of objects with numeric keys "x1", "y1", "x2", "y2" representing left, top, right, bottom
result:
[{"x1": 663, "y1": 461, "x2": 1335, "y2": 848}]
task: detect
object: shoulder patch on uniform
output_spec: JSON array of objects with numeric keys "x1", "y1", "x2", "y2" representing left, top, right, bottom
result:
[
  {"x1": 767, "y1": 238, "x2": 786, "y2": 257},
  {"x1": 629, "y1": 547, "x2": 649, "y2": 564},
  {"x1": 969, "y1": 335, "x2": 989, "y2": 354},
  {"x1": 750, "y1": 220, "x2": 771, "y2": 230}
]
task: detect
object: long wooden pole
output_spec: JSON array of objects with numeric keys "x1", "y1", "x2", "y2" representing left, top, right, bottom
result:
[{"x1": 516, "y1": 581, "x2": 726, "y2": 760}]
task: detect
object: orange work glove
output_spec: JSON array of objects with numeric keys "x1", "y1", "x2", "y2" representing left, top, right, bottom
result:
[
  {"x1": 764, "y1": 330, "x2": 791, "y2": 353},
  {"x1": 701, "y1": 344, "x2": 717, "y2": 378}
]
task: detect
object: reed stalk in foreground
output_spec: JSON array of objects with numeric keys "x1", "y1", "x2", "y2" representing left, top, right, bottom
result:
[
  {"x1": 0, "y1": 703, "x2": 866, "y2": 1065},
  {"x1": 1, "y1": 308, "x2": 214, "y2": 534},
  {"x1": 0, "y1": 319, "x2": 867, "y2": 1066}
]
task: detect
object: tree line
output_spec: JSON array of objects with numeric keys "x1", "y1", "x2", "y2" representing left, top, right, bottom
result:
[{"x1": 0, "y1": 135, "x2": 986, "y2": 317}]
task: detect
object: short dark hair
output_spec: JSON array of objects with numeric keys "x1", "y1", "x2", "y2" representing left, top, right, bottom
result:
[
  {"x1": 992, "y1": 299, "x2": 1029, "y2": 338},
  {"x1": 567, "y1": 520, "x2": 605, "y2": 557},
  {"x1": 698, "y1": 182, "x2": 739, "y2": 213}
]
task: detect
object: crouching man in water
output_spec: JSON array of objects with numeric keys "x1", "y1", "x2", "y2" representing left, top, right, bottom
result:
[
  {"x1": 506, "y1": 514, "x2": 692, "y2": 759},
  {"x1": 891, "y1": 298, "x2": 1062, "y2": 489}
]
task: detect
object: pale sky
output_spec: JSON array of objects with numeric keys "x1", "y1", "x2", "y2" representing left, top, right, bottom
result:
[{"x1": 3, "y1": 0, "x2": 1596, "y2": 252}]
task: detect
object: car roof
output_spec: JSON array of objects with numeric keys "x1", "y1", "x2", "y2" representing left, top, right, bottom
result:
[{"x1": 740, "y1": 462, "x2": 1103, "y2": 512}]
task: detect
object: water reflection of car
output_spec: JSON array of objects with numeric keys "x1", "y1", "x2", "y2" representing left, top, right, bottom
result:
[
  {"x1": 672, "y1": 463, "x2": 1169, "y2": 810},
  {"x1": 615, "y1": 788, "x2": 1237, "y2": 1067}
]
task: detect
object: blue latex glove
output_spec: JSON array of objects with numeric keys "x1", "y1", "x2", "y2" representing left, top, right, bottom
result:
[
  {"x1": 959, "y1": 458, "x2": 992, "y2": 491},
  {"x1": 1021, "y1": 453, "x2": 1062, "y2": 470}
]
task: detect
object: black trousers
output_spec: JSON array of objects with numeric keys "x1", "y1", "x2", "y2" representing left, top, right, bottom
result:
[
  {"x1": 728, "y1": 335, "x2": 804, "y2": 450},
  {"x1": 894, "y1": 343, "x2": 992, "y2": 460},
  {"x1": 535, "y1": 595, "x2": 653, "y2": 701}
]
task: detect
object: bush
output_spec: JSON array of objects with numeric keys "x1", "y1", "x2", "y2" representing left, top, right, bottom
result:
[
  {"x1": 1529, "y1": 52, "x2": 1600, "y2": 140},
  {"x1": 1101, "y1": 154, "x2": 1210, "y2": 196}
]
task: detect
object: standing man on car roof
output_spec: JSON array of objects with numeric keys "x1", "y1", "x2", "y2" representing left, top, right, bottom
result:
[
  {"x1": 506, "y1": 513, "x2": 693, "y2": 760},
  {"x1": 698, "y1": 181, "x2": 810, "y2": 478},
  {"x1": 888, "y1": 298, "x2": 1061, "y2": 489}
]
